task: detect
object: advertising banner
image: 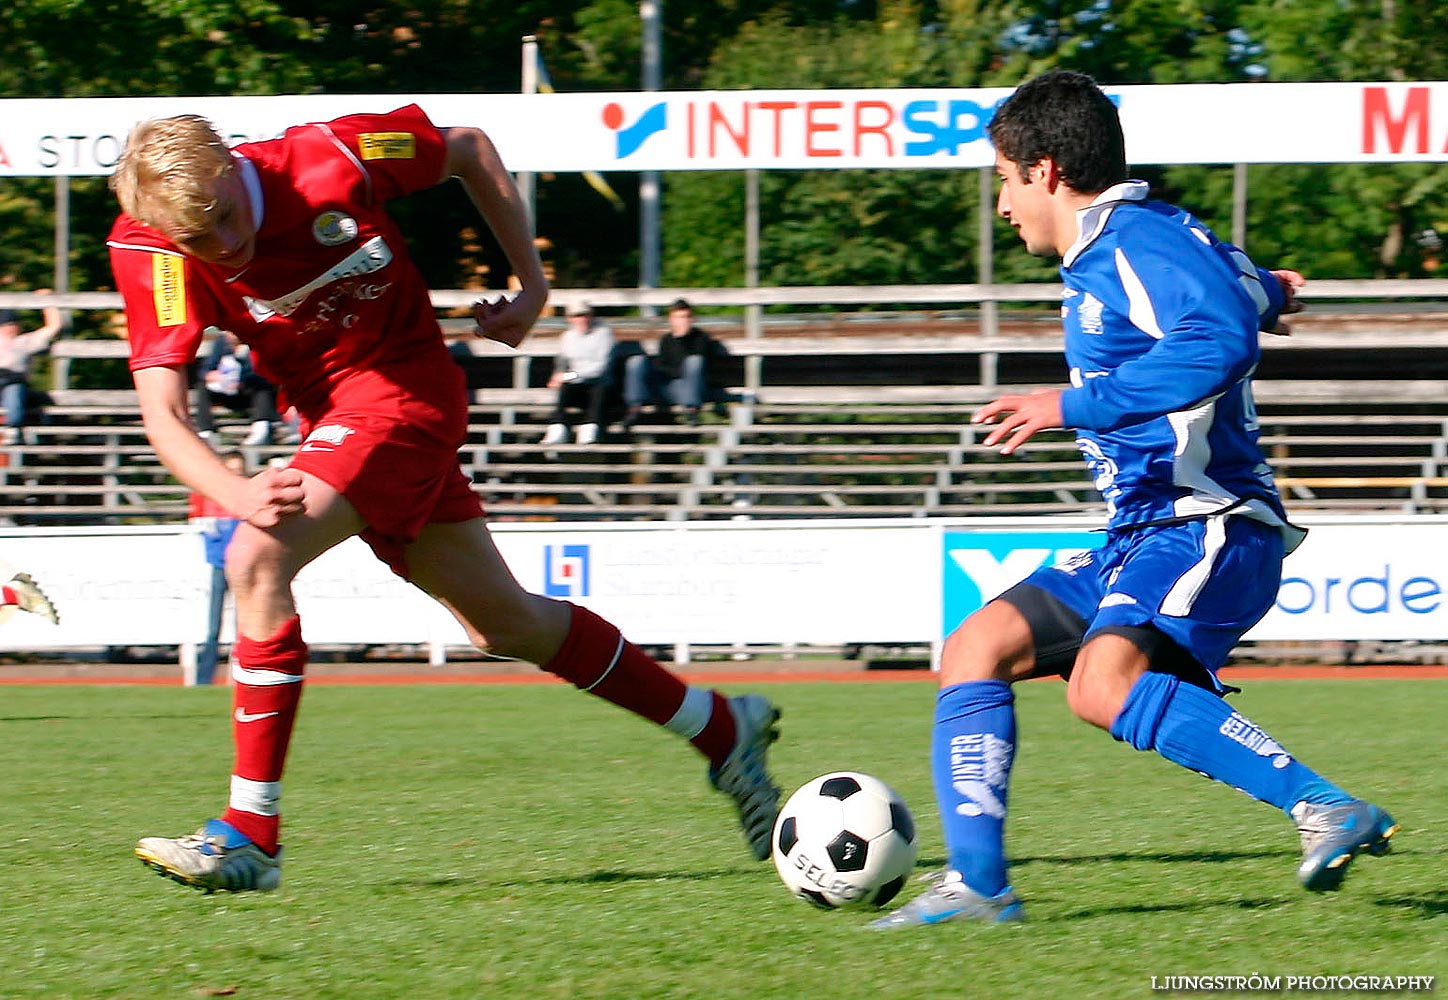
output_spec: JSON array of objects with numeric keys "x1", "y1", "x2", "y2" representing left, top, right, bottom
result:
[
  {"x1": 0, "y1": 528, "x2": 206, "y2": 649},
  {"x1": 1256, "y1": 522, "x2": 1448, "y2": 640},
  {"x1": 937, "y1": 519, "x2": 1448, "y2": 643},
  {"x1": 941, "y1": 527, "x2": 1104, "y2": 636},
  {"x1": 0, "y1": 521, "x2": 942, "y2": 653},
  {"x1": 0, "y1": 81, "x2": 1445, "y2": 177},
  {"x1": 3, "y1": 518, "x2": 1447, "y2": 665},
  {"x1": 493, "y1": 521, "x2": 939, "y2": 645}
]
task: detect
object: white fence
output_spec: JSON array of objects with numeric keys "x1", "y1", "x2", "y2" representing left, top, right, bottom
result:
[{"x1": 3, "y1": 515, "x2": 1446, "y2": 678}]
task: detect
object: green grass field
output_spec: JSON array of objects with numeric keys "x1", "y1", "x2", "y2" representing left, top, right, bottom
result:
[{"x1": 0, "y1": 678, "x2": 1442, "y2": 999}]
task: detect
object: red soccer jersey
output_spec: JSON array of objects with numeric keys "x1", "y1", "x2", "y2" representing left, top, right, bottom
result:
[{"x1": 107, "y1": 104, "x2": 463, "y2": 429}]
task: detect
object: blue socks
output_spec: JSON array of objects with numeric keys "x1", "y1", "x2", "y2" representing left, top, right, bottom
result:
[
  {"x1": 929, "y1": 672, "x2": 1351, "y2": 901},
  {"x1": 1110, "y1": 671, "x2": 1351, "y2": 814},
  {"x1": 931, "y1": 680, "x2": 1016, "y2": 897}
]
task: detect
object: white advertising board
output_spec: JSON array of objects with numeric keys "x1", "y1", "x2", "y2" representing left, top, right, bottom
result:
[
  {"x1": 938, "y1": 516, "x2": 1448, "y2": 642},
  {"x1": 0, "y1": 81, "x2": 1444, "y2": 177},
  {"x1": 1255, "y1": 521, "x2": 1448, "y2": 640},
  {"x1": 2, "y1": 517, "x2": 1446, "y2": 662},
  {"x1": 0, "y1": 527, "x2": 207, "y2": 649},
  {"x1": 0, "y1": 521, "x2": 940, "y2": 654},
  {"x1": 491, "y1": 521, "x2": 938, "y2": 645}
]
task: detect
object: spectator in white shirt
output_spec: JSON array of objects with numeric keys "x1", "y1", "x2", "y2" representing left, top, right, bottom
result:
[{"x1": 541, "y1": 301, "x2": 615, "y2": 446}]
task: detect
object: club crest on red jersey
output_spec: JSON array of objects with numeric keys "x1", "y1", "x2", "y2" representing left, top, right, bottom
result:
[{"x1": 312, "y1": 211, "x2": 359, "y2": 246}]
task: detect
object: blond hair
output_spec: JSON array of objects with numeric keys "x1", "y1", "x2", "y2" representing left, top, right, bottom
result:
[{"x1": 110, "y1": 115, "x2": 235, "y2": 236}]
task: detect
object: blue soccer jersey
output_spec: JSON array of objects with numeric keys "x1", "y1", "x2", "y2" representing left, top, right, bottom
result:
[{"x1": 1055, "y1": 181, "x2": 1300, "y2": 549}]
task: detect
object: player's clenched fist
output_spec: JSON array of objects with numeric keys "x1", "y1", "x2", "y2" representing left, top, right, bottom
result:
[{"x1": 473, "y1": 286, "x2": 547, "y2": 349}]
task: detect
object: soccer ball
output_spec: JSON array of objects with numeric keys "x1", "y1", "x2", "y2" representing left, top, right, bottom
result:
[{"x1": 771, "y1": 771, "x2": 918, "y2": 909}]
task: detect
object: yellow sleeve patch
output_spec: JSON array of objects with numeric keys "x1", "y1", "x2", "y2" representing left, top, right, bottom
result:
[
  {"x1": 357, "y1": 131, "x2": 417, "y2": 160},
  {"x1": 151, "y1": 254, "x2": 187, "y2": 327}
]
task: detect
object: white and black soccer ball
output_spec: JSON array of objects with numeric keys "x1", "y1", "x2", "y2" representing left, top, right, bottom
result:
[{"x1": 770, "y1": 771, "x2": 918, "y2": 909}]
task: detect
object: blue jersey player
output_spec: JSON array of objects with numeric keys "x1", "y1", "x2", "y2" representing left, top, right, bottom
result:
[{"x1": 871, "y1": 70, "x2": 1397, "y2": 929}]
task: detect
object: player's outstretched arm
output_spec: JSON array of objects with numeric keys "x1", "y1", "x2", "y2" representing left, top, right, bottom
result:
[
  {"x1": 441, "y1": 126, "x2": 549, "y2": 349},
  {"x1": 133, "y1": 365, "x2": 304, "y2": 528},
  {"x1": 26, "y1": 289, "x2": 64, "y2": 346}
]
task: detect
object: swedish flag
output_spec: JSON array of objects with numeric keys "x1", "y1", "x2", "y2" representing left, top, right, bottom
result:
[{"x1": 536, "y1": 52, "x2": 627, "y2": 212}]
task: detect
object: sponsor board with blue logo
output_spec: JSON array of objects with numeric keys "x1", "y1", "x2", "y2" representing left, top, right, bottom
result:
[
  {"x1": 603, "y1": 100, "x2": 668, "y2": 158},
  {"x1": 543, "y1": 544, "x2": 590, "y2": 598},
  {"x1": 941, "y1": 530, "x2": 1103, "y2": 636},
  {"x1": 943, "y1": 523, "x2": 1448, "y2": 642}
]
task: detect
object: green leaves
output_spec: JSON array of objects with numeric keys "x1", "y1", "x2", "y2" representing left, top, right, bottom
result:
[{"x1": 0, "y1": 0, "x2": 1442, "y2": 296}]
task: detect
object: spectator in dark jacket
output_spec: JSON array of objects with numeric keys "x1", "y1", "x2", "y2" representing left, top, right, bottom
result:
[{"x1": 623, "y1": 298, "x2": 729, "y2": 427}]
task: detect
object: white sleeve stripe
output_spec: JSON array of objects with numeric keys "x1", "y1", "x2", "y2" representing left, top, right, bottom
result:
[
  {"x1": 104, "y1": 240, "x2": 185, "y2": 258},
  {"x1": 1114, "y1": 248, "x2": 1164, "y2": 340},
  {"x1": 231, "y1": 663, "x2": 305, "y2": 686},
  {"x1": 1238, "y1": 274, "x2": 1271, "y2": 315},
  {"x1": 312, "y1": 122, "x2": 374, "y2": 203},
  {"x1": 581, "y1": 635, "x2": 625, "y2": 692}
]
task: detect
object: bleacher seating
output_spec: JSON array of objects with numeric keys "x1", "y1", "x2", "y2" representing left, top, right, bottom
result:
[{"x1": 7, "y1": 308, "x2": 1448, "y2": 524}]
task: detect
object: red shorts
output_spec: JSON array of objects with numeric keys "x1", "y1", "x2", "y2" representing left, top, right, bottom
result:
[{"x1": 288, "y1": 407, "x2": 483, "y2": 579}]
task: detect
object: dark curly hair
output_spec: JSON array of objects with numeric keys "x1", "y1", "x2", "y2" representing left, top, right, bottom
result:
[{"x1": 987, "y1": 70, "x2": 1128, "y2": 194}]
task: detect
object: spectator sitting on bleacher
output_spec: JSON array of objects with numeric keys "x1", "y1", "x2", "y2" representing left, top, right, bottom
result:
[
  {"x1": 194, "y1": 327, "x2": 282, "y2": 445},
  {"x1": 623, "y1": 298, "x2": 730, "y2": 428},
  {"x1": 541, "y1": 301, "x2": 614, "y2": 446},
  {"x1": 0, "y1": 290, "x2": 64, "y2": 444}
]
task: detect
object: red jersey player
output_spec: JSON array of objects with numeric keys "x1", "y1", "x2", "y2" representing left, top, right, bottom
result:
[{"x1": 107, "y1": 106, "x2": 781, "y2": 893}]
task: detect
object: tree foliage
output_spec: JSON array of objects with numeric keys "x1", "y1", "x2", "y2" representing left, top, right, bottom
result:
[
  {"x1": 662, "y1": 3, "x2": 1058, "y2": 295},
  {"x1": 0, "y1": 0, "x2": 1441, "y2": 311},
  {"x1": 1229, "y1": 0, "x2": 1448, "y2": 277}
]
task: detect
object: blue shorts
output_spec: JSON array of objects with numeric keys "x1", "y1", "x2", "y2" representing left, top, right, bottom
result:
[{"x1": 1004, "y1": 514, "x2": 1285, "y2": 684}]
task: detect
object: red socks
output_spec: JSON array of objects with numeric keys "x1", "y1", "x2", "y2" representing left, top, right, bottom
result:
[
  {"x1": 217, "y1": 606, "x2": 739, "y2": 854},
  {"x1": 220, "y1": 615, "x2": 307, "y2": 854},
  {"x1": 543, "y1": 603, "x2": 737, "y2": 767}
]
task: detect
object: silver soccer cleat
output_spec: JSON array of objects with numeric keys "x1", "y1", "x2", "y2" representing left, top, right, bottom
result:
[
  {"x1": 136, "y1": 818, "x2": 281, "y2": 893},
  {"x1": 867, "y1": 871, "x2": 1024, "y2": 929},
  {"x1": 709, "y1": 694, "x2": 782, "y2": 861},
  {"x1": 6, "y1": 572, "x2": 58, "y2": 625},
  {"x1": 1292, "y1": 799, "x2": 1397, "y2": 891}
]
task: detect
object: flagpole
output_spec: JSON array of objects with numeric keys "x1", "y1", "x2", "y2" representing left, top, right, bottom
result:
[
  {"x1": 639, "y1": 1, "x2": 662, "y2": 314},
  {"x1": 519, "y1": 35, "x2": 538, "y2": 234}
]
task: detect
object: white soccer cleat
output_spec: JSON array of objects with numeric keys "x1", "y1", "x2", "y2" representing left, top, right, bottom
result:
[
  {"x1": 709, "y1": 694, "x2": 782, "y2": 860},
  {"x1": 867, "y1": 871, "x2": 1025, "y2": 929},
  {"x1": 575, "y1": 422, "x2": 600, "y2": 445},
  {"x1": 541, "y1": 423, "x2": 570, "y2": 445},
  {"x1": 6, "y1": 573, "x2": 58, "y2": 625},
  {"x1": 135, "y1": 818, "x2": 282, "y2": 893}
]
